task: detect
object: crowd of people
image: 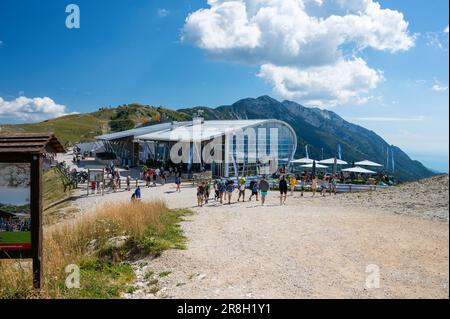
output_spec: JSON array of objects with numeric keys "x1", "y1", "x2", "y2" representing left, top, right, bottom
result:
[
  {"x1": 0, "y1": 217, "x2": 31, "y2": 232},
  {"x1": 194, "y1": 173, "x2": 340, "y2": 207},
  {"x1": 68, "y1": 154, "x2": 368, "y2": 206}
]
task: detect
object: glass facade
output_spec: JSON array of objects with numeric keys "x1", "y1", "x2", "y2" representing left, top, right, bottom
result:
[
  {"x1": 99, "y1": 120, "x2": 297, "y2": 176},
  {"x1": 214, "y1": 120, "x2": 297, "y2": 177}
]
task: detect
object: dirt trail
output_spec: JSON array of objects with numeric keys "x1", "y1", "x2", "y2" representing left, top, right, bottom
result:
[{"x1": 102, "y1": 176, "x2": 449, "y2": 299}]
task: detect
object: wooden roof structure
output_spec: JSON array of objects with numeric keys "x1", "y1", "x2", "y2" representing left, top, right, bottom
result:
[{"x1": 0, "y1": 133, "x2": 65, "y2": 154}]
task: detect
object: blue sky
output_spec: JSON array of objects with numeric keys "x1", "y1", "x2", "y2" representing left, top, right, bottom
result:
[{"x1": 0, "y1": 0, "x2": 448, "y2": 172}]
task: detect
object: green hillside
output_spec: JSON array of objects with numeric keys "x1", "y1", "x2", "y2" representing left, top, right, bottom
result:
[{"x1": 1, "y1": 104, "x2": 189, "y2": 146}]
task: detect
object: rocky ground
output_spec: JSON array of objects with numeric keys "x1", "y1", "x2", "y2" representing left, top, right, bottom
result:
[{"x1": 298, "y1": 174, "x2": 449, "y2": 221}]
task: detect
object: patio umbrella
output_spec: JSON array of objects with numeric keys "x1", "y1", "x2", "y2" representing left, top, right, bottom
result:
[
  {"x1": 318, "y1": 157, "x2": 348, "y2": 165},
  {"x1": 291, "y1": 157, "x2": 316, "y2": 164},
  {"x1": 341, "y1": 166, "x2": 376, "y2": 174},
  {"x1": 301, "y1": 163, "x2": 328, "y2": 169},
  {"x1": 355, "y1": 160, "x2": 383, "y2": 167}
]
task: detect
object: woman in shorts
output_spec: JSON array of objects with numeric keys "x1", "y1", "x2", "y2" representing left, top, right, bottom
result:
[
  {"x1": 237, "y1": 179, "x2": 246, "y2": 202},
  {"x1": 259, "y1": 176, "x2": 270, "y2": 206},
  {"x1": 279, "y1": 175, "x2": 288, "y2": 205},
  {"x1": 197, "y1": 182, "x2": 205, "y2": 207}
]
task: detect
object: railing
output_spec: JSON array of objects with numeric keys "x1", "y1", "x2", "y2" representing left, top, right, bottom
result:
[{"x1": 54, "y1": 164, "x2": 78, "y2": 191}]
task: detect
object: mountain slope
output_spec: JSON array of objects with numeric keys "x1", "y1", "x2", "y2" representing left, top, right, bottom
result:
[{"x1": 178, "y1": 96, "x2": 433, "y2": 182}]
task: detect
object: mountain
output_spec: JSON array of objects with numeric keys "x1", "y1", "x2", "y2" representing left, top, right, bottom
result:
[
  {"x1": 1, "y1": 96, "x2": 433, "y2": 182},
  {"x1": 178, "y1": 96, "x2": 434, "y2": 182}
]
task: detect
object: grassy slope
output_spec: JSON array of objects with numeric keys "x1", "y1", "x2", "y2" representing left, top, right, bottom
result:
[
  {"x1": 43, "y1": 168, "x2": 73, "y2": 207},
  {"x1": 0, "y1": 201, "x2": 192, "y2": 299},
  {"x1": 1, "y1": 112, "x2": 111, "y2": 147},
  {"x1": 1, "y1": 104, "x2": 190, "y2": 147}
]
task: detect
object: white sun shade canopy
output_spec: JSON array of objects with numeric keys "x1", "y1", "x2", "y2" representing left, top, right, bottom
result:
[
  {"x1": 301, "y1": 163, "x2": 328, "y2": 169},
  {"x1": 291, "y1": 157, "x2": 316, "y2": 164},
  {"x1": 355, "y1": 160, "x2": 383, "y2": 167},
  {"x1": 341, "y1": 166, "x2": 376, "y2": 174},
  {"x1": 318, "y1": 158, "x2": 348, "y2": 165},
  {"x1": 136, "y1": 120, "x2": 271, "y2": 142}
]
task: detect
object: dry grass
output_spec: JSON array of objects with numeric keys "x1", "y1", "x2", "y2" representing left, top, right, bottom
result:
[{"x1": 0, "y1": 200, "x2": 183, "y2": 299}]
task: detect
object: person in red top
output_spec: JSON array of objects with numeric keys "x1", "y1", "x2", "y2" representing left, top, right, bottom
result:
[{"x1": 146, "y1": 169, "x2": 153, "y2": 187}]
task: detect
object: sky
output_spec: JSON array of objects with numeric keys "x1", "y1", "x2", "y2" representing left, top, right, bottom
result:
[{"x1": 0, "y1": 0, "x2": 448, "y2": 172}]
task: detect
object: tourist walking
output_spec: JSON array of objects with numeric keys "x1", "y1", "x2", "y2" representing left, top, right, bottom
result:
[
  {"x1": 154, "y1": 167, "x2": 160, "y2": 182},
  {"x1": 197, "y1": 182, "x2": 205, "y2": 207},
  {"x1": 289, "y1": 175, "x2": 297, "y2": 196},
  {"x1": 218, "y1": 180, "x2": 226, "y2": 204},
  {"x1": 126, "y1": 175, "x2": 131, "y2": 191},
  {"x1": 298, "y1": 176, "x2": 304, "y2": 197},
  {"x1": 175, "y1": 175, "x2": 181, "y2": 192},
  {"x1": 161, "y1": 170, "x2": 166, "y2": 185},
  {"x1": 321, "y1": 177, "x2": 329, "y2": 197},
  {"x1": 248, "y1": 180, "x2": 259, "y2": 201},
  {"x1": 213, "y1": 180, "x2": 220, "y2": 201},
  {"x1": 204, "y1": 180, "x2": 211, "y2": 204},
  {"x1": 331, "y1": 175, "x2": 337, "y2": 195},
  {"x1": 237, "y1": 178, "x2": 246, "y2": 202},
  {"x1": 279, "y1": 175, "x2": 288, "y2": 205},
  {"x1": 225, "y1": 179, "x2": 234, "y2": 204},
  {"x1": 152, "y1": 169, "x2": 157, "y2": 186},
  {"x1": 259, "y1": 176, "x2": 270, "y2": 206}
]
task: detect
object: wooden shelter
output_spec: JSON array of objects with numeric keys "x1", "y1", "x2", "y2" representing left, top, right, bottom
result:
[
  {"x1": 0, "y1": 132, "x2": 65, "y2": 289},
  {"x1": 0, "y1": 132, "x2": 65, "y2": 154}
]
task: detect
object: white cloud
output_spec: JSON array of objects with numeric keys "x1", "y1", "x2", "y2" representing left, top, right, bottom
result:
[
  {"x1": 426, "y1": 25, "x2": 449, "y2": 50},
  {"x1": 431, "y1": 84, "x2": 448, "y2": 92},
  {"x1": 157, "y1": 8, "x2": 170, "y2": 18},
  {"x1": 258, "y1": 58, "x2": 384, "y2": 107},
  {"x1": 182, "y1": 0, "x2": 414, "y2": 107},
  {"x1": 0, "y1": 96, "x2": 70, "y2": 122}
]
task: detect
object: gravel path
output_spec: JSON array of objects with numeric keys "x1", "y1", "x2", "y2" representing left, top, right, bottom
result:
[
  {"x1": 63, "y1": 172, "x2": 449, "y2": 299},
  {"x1": 83, "y1": 177, "x2": 448, "y2": 299}
]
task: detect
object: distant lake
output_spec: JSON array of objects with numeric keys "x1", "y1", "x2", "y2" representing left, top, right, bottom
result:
[{"x1": 0, "y1": 186, "x2": 30, "y2": 206}]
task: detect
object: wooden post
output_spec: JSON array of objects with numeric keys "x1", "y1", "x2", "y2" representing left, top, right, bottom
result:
[{"x1": 31, "y1": 155, "x2": 43, "y2": 290}]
